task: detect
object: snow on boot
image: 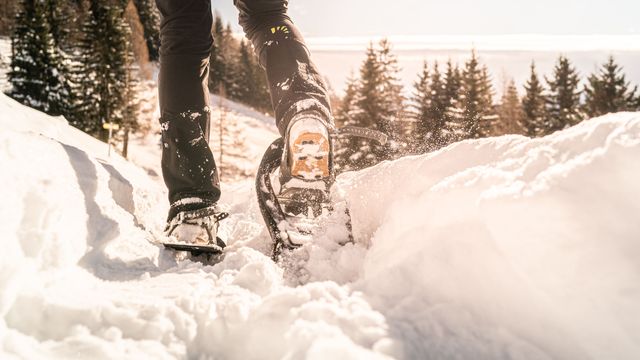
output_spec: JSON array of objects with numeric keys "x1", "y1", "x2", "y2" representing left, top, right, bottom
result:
[
  {"x1": 278, "y1": 110, "x2": 333, "y2": 217},
  {"x1": 256, "y1": 110, "x2": 386, "y2": 258},
  {"x1": 163, "y1": 205, "x2": 228, "y2": 254}
]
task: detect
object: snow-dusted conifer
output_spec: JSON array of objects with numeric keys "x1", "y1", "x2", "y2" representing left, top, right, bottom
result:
[
  {"x1": 376, "y1": 39, "x2": 405, "y2": 132},
  {"x1": 479, "y1": 66, "x2": 498, "y2": 137},
  {"x1": 248, "y1": 44, "x2": 271, "y2": 113},
  {"x1": 334, "y1": 72, "x2": 359, "y2": 128},
  {"x1": 443, "y1": 60, "x2": 464, "y2": 142},
  {"x1": 209, "y1": 13, "x2": 226, "y2": 93},
  {"x1": 546, "y1": 56, "x2": 582, "y2": 132},
  {"x1": 411, "y1": 61, "x2": 431, "y2": 152},
  {"x1": 456, "y1": 50, "x2": 496, "y2": 139},
  {"x1": 333, "y1": 73, "x2": 361, "y2": 172},
  {"x1": 233, "y1": 40, "x2": 254, "y2": 105},
  {"x1": 352, "y1": 42, "x2": 385, "y2": 167},
  {"x1": 78, "y1": 0, "x2": 137, "y2": 140},
  {"x1": 354, "y1": 44, "x2": 381, "y2": 128},
  {"x1": 583, "y1": 56, "x2": 637, "y2": 117},
  {"x1": 207, "y1": 15, "x2": 269, "y2": 112},
  {"x1": 376, "y1": 39, "x2": 407, "y2": 157},
  {"x1": 222, "y1": 24, "x2": 242, "y2": 98},
  {"x1": 349, "y1": 40, "x2": 406, "y2": 166},
  {"x1": 496, "y1": 79, "x2": 525, "y2": 135},
  {"x1": 132, "y1": 0, "x2": 160, "y2": 61},
  {"x1": 121, "y1": 57, "x2": 141, "y2": 158},
  {"x1": 411, "y1": 61, "x2": 448, "y2": 152},
  {"x1": 426, "y1": 62, "x2": 449, "y2": 149},
  {"x1": 8, "y1": 0, "x2": 64, "y2": 115},
  {"x1": 522, "y1": 62, "x2": 547, "y2": 137}
]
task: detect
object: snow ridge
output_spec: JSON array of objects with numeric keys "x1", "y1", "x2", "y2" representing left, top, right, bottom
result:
[{"x1": 341, "y1": 112, "x2": 640, "y2": 359}]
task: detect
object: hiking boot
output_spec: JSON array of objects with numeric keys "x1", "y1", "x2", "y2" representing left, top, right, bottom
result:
[
  {"x1": 164, "y1": 200, "x2": 228, "y2": 249},
  {"x1": 278, "y1": 111, "x2": 334, "y2": 217}
]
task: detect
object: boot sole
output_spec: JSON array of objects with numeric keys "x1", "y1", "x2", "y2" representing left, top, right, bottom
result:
[{"x1": 290, "y1": 132, "x2": 330, "y2": 181}]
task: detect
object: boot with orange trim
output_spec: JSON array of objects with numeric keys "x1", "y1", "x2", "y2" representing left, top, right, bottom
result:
[{"x1": 277, "y1": 110, "x2": 334, "y2": 218}]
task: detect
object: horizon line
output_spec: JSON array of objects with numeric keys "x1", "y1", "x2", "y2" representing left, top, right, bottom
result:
[{"x1": 305, "y1": 34, "x2": 640, "y2": 52}]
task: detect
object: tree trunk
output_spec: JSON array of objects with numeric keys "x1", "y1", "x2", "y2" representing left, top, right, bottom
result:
[{"x1": 122, "y1": 126, "x2": 130, "y2": 159}]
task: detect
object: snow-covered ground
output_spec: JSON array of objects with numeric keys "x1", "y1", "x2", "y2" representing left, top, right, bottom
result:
[{"x1": 1, "y1": 88, "x2": 640, "y2": 359}]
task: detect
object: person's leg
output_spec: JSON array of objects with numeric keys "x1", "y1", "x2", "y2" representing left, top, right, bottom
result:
[
  {"x1": 155, "y1": 0, "x2": 220, "y2": 220},
  {"x1": 233, "y1": 0, "x2": 332, "y2": 135}
]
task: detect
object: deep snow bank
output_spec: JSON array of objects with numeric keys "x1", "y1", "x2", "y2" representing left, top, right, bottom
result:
[{"x1": 337, "y1": 112, "x2": 640, "y2": 359}]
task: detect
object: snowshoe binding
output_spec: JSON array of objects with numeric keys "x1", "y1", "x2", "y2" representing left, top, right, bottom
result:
[
  {"x1": 256, "y1": 111, "x2": 388, "y2": 260},
  {"x1": 163, "y1": 202, "x2": 229, "y2": 256}
]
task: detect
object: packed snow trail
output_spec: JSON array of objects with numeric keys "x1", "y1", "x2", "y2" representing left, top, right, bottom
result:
[
  {"x1": 0, "y1": 93, "x2": 389, "y2": 359},
  {"x1": 1, "y1": 92, "x2": 640, "y2": 359}
]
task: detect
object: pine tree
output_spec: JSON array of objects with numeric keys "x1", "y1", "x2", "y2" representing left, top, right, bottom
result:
[
  {"x1": 410, "y1": 61, "x2": 448, "y2": 152},
  {"x1": 219, "y1": 24, "x2": 243, "y2": 100},
  {"x1": 44, "y1": 1, "x2": 84, "y2": 52},
  {"x1": 496, "y1": 79, "x2": 525, "y2": 136},
  {"x1": 351, "y1": 40, "x2": 405, "y2": 166},
  {"x1": 334, "y1": 72, "x2": 359, "y2": 128},
  {"x1": 479, "y1": 67, "x2": 498, "y2": 136},
  {"x1": 444, "y1": 60, "x2": 462, "y2": 102},
  {"x1": 456, "y1": 50, "x2": 496, "y2": 139},
  {"x1": 546, "y1": 56, "x2": 582, "y2": 132},
  {"x1": 443, "y1": 59, "x2": 463, "y2": 142},
  {"x1": 375, "y1": 39, "x2": 405, "y2": 132},
  {"x1": 352, "y1": 43, "x2": 384, "y2": 167},
  {"x1": 8, "y1": 0, "x2": 65, "y2": 114},
  {"x1": 43, "y1": 0, "x2": 69, "y2": 48},
  {"x1": 206, "y1": 14, "x2": 270, "y2": 112},
  {"x1": 376, "y1": 39, "x2": 407, "y2": 157},
  {"x1": 43, "y1": 1, "x2": 82, "y2": 121},
  {"x1": 333, "y1": 72, "x2": 361, "y2": 173},
  {"x1": 132, "y1": 0, "x2": 160, "y2": 61},
  {"x1": 411, "y1": 62, "x2": 431, "y2": 152},
  {"x1": 121, "y1": 54, "x2": 141, "y2": 158},
  {"x1": 427, "y1": 62, "x2": 449, "y2": 148},
  {"x1": 79, "y1": 0, "x2": 138, "y2": 141},
  {"x1": 521, "y1": 62, "x2": 547, "y2": 137},
  {"x1": 209, "y1": 13, "x2": 226, "y2": 93},
  {"x1": 57, "y1": 1, "x2": 88, "y2": 130},
  {"x1": 354, "y1": 44, "x2": 381, "y2": 129},
  {"x1": 233, "y1": 40, "x2": 254, "y2": 104},
  {"x1": 249, "y1": 43, "x2": 271, "y2": 113},
  {"x1": 583, "y1": 56, "x2": 637, "y2": 117}
]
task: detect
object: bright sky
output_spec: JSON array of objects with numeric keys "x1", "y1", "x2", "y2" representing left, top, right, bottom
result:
[
  {"x1": 211, "y1": 0, "x2": 640, "y2": 96},
  {"x1": 212, "y1": 0, "x2": 639, "y2": 37}
]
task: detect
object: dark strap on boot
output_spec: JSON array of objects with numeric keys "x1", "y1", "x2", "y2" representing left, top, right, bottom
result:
[{"x1": 332, "y1": 126, "x2": 388, "y2": 145}]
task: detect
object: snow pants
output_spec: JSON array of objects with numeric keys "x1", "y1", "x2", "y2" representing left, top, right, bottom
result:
[{"x1": 155, "y1": 0, "x2": 331, "y2": 219}]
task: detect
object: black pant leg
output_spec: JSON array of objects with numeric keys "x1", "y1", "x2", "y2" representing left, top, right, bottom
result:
[
  {"x1": 233, "y1": 0, "x2": 332, "y2": 135},
  {"x1": 155, "y1": 0, "x2": 220, "y2": 215}
]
